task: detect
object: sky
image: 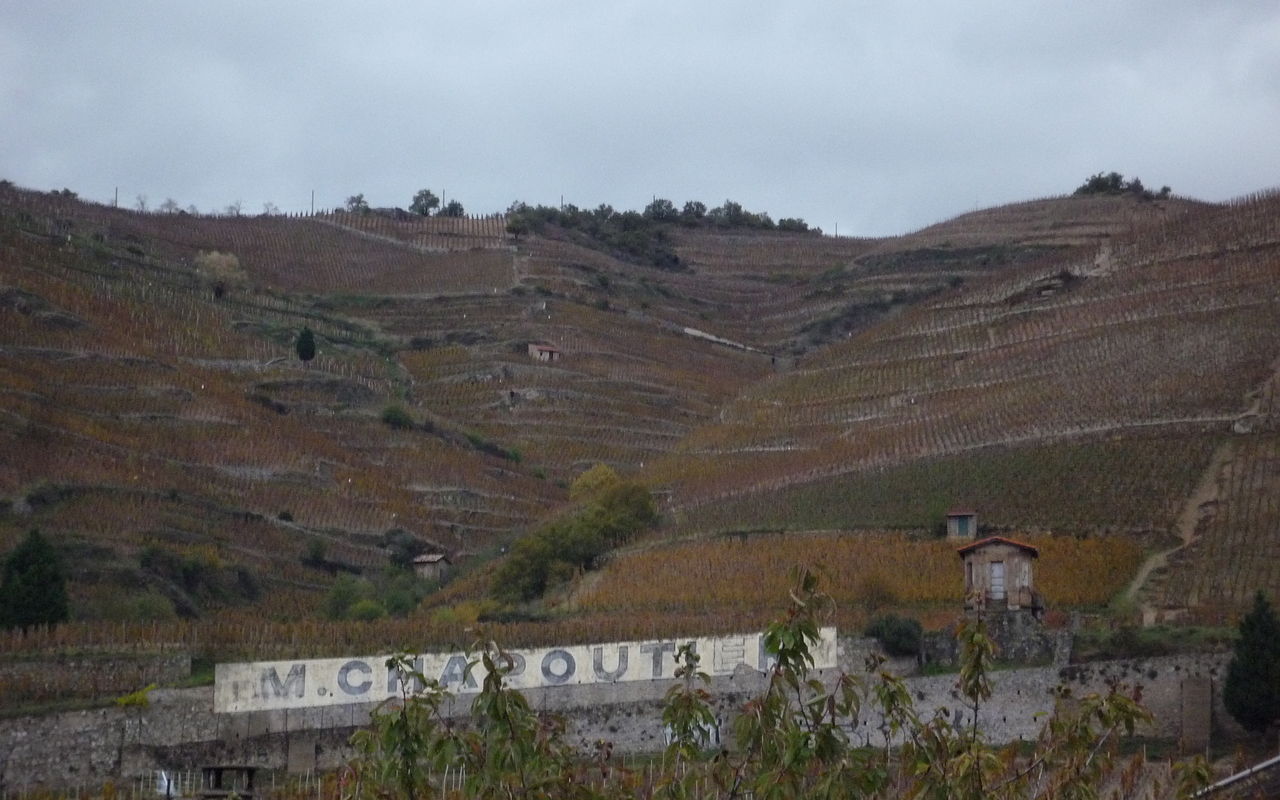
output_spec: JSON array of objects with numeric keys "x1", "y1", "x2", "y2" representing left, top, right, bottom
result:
[{"x1": 2, "y1": 1, "x2": 1279, "y2": 236}]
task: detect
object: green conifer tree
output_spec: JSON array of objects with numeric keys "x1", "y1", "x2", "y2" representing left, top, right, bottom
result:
[
  {"x1": 0, "y1": 529, "x2": 69, "y2": 629},
  {"x1": 295, "y1": 326, "x2": 316, "y2": 364},
  {"x1": 1224, "y1": 590, "x2": 1280, "y2": 732}
]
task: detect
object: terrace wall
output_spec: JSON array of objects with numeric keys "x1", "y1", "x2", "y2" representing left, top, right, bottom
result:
[{"x1": 0, "y1": 643, "x2": 1239, "y2": 792}]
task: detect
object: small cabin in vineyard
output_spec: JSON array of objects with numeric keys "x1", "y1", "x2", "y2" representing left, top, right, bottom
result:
[
  {"x1": 957, "y1": 536, "x2": 1043, "y2": 615},
  {"x1": 528, "y1": 343, "x2": 562, "y2": 363},
  {"x1": 412, "y1": 553, "x2": 451, "y2": 582},
  {"x1": 946, "y1": 508, "x2": 979, "y2": 539}
]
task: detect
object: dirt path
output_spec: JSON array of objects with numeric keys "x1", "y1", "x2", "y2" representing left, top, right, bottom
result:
[
  {"x1": 1122, "y1": 440, "x2": 1232, "y2": 623},
  {"x1": 1122, "y1": 355, "x2": 1280, "y2": 623}
]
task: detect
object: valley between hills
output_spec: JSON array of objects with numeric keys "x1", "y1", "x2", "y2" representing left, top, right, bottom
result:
[{"x1": 2, "y1": 179, "x2": 1279, "y2": 665}]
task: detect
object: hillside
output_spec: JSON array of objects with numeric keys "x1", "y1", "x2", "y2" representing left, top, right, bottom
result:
[
  {"x1": 651, "y1": 190, "x2": 1280, "y2": 623},
  {"x1": 0, "y1": 178, "x2": 1267, "y2": 655}
]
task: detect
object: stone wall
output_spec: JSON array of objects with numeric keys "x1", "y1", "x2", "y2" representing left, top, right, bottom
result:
[
  {"x1": 921, "y1": 610, "x2": 1069, "y2": 668},
  {"x1": 0, "y1": 647, "x2": 1243, "y2": 792}
]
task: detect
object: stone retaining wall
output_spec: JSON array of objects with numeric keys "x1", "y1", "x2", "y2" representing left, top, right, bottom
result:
[{"x1": 0, "y1": 643, "x2": 1241, "y2": 793}]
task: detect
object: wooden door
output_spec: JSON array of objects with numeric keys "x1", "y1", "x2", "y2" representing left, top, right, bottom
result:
[{"x1": 989, "y1": 562, "x2": 1005, "y2": 600}]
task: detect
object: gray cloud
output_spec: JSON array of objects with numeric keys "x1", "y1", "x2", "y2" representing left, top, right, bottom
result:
[{"x1": 3, "y1": 1, "x2": 1278, "y2": 234}]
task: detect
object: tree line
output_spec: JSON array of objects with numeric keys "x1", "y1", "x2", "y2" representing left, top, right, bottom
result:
[
  {"x1": 1074, "y1": 171, "x2": 1171, "y2": 201},
  {"x1": 504, "y1": 197, "x2": 815, "y2": 269}
]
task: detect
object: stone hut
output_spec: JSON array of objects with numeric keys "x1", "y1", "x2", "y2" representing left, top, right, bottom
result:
[
  {"x1": 946, "y1": 508, "x2": 978, "y2": 539},
  {"x1": 528, "y1": 343, "x2": 561, "y2": 363},
  {"x1": 957, "y1": 536, "x2": 1043, "y2": 615},
  {"x1": 412, "y1": 553, "x2": 451, "y2": 582}
]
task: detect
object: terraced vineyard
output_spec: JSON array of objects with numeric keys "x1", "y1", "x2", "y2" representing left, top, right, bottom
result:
[
  {"x1": 1152, "y1": 361, "x2": 1280, "y2": 619},
  {"x1": 653, "y1": 192, "x2": 1280, "y2": 554},
  {"x1": 0, "y1": 187, "x2": 561, "y2": 627},
  {"x1": 1, "y1": 176, "x2": 1275, "y2": 655},
  {"x1": 573, "y1": 531, "x2": 1144, "y2": 634}
]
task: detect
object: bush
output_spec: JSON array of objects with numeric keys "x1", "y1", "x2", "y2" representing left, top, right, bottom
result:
[
  {"x1": 302, "y1": 538, "x2": 327, "y2": 569},
  {"x1": 865, "y1": 614, "x2": 923, "y2": 657},
  {"x1": 381, "y1": 404, "x2": 415, "y2": 430},
  {"x1": 347, "y1": 598, "x2": 386, "y2": 621},
  {"x1": 1073, "y1": 172, "x2": 1171, "y2": 201},
  {"x1": 324, "y1": 569, "x2": 432, "y2": 620}
]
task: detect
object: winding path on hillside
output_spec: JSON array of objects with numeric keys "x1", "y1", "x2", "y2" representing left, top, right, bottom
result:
[
  {"x1": 1123, "y1": 360, "x2": 1280, "y2": 623},
  {"x1": 1122, "y1": 440, "x2": 1231, "y2": 623}
]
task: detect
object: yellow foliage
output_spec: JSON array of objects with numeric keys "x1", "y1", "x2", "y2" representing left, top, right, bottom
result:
[
  {"x1": 194, "y1": 250, "x2": 245, "y2": 285},
  {"x1": 569, "y1": 463, "x2": 621, "y2": 502}
]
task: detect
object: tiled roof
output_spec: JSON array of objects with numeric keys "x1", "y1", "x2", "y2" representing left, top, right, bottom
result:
[{"x1": 955, "y1": 536, "x2": 1039, "y2": 558}]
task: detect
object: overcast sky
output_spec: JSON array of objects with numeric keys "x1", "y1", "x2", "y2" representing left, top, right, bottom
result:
[{"x1": 3, "y1": 2, "x2": 1278, "y2": 235}]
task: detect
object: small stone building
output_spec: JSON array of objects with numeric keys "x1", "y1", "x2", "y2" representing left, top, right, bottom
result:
[
  {"x1": 412, "y1": 553, "x2": 451, "y2": 582},
  {"x1": 957, "y1": 536, "x2": 1043, "y2": 614},
  {"x1": 946, "y1": 508, "x2": 978, "y2": 539},
  {"x1": 528, "y1": 343, "x2": 561, "y2": 362}
]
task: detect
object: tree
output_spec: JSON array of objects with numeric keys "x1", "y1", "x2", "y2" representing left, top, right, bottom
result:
[
  {"x1": 438, "y1": 199, "x2": 465, "y2": 217},
  {"x1": 1224, "y1": 590, "x2": 1280, "y2": 732},
  {"x1": 569, "y1": 463, "x2": 621, "y2": 502},
  {"x1": 345, "y1": 193, "x2": 370, "y2": 214},
  {"x1": 0, "y1": 529, "x2": 69, "y2": 629},
  {"x1": 410, "y1": 189, "x2": 440, "y2": 216},
  {"x1": 296, "y1": 327, "x2": 316, "y2": 364},
  {"x1": 680, "y1": 200, "x2": 707, "y2": 223},
  {"x1": 505, "y1": 214, "x2": 531, "y2": 239},
  {"x1": 643, "y1": 197, "x2": 678, "y2": 222}
]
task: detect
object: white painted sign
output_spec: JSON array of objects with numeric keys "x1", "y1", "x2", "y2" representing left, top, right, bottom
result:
[{"x1": 214, "y1": 627, "x2": 837, "y2": 713}]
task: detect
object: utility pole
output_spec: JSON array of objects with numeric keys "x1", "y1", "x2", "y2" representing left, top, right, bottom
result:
[
  {"x1": 310, "y1": 190, "x2": 314, "y2": 215},
  {"x1": 114, "y1": 187, "x2": 118, "y2": 207}
]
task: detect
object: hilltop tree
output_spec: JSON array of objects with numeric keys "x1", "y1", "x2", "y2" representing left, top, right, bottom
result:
[
  {"x1": 1224, "y1": 590, "x2": 1280, "y2": 733},
  {"x1": 0, "y1": 529, "x2": 69, "y2": 630},
  {"x1": 505, "y1": 214, "x2": 531, "y2": 240},
  {"x1": 1074, "y1": 172, "x2": 1171, "y2": 200},
  {"x1": 438, "y1": 199, "x2": 465, "y2": 217},
  {"x1": 680, "y1": 200, "x2": 707, "y2": 223},
  {"x1": 296, "y1": 327, "x2": 316, "y2": 364},
  {"x1": 410, "y1": 188, "x2": 440, "y2": 216},
  {"x1": 643, "y1": 197, "x2": 678, "y2": 222},
  {"x1": 345, "y1": 193, "x2": 370, "y2": 214}
]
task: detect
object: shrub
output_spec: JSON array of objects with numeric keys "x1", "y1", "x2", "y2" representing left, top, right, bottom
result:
[
  {"x1": 194, "y1": 251, "x2": 246, "y2": 296},
  {"x1": 347, "y1": 598, "x2": 386, "y2": 621},
  {"x1": 302, "y1": 538, "x2": 327, "y2": 569},
  {"x1": 381, "y1": 404, "x2": 415, "y2": 430},
  {"x1": 569, "y1": 463, "x2": 621, "y2": 502},
  {"x1": 865, "y1": 613, "x2": 923, "y2": 657}
]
